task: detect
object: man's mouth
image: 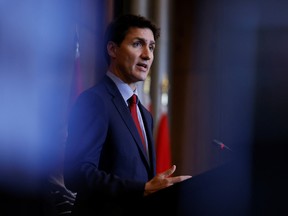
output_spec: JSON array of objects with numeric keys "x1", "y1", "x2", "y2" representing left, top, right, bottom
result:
[{"x1": 136, "y1": 63, "x2": 148, "y2": 69}]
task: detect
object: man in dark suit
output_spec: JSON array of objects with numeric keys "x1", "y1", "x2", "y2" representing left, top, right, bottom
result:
[{"x1": 64, "y1": 14, "x2": 191, "y2": 216}]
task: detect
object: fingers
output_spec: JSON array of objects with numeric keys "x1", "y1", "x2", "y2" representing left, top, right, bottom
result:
[
  {"x1": 157, "y1": 165, "x2": 192, "y2": 186},
  {"x1": 169, "y1": 175, "x2": 192, "y2": 184},
  {"x1": 181, "y1": 175, "x2": 192, "y2": 181},
  {"x1": 144, "y1": 165, "x2": 192, "y2": 196},
  {"x1": 158, "y1": 165, "x2": 176, "y2": 178}
]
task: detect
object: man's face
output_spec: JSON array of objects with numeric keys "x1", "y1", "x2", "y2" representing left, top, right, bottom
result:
[{"x1": 112, "y1": 27, "x2": 155, "y2": 86}]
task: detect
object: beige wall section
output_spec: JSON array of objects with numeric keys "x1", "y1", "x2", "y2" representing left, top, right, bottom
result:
[{"x1": 149, "y1": 0, "x2": 171, "y2": 125}]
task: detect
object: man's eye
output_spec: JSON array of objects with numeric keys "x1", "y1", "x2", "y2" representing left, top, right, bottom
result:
[
  {"x1": 149, "y1": 46, "x2": 155, "y2": 52},
  {"x1": 132, "y1": 42, "x2": 141, "y2": 47}
]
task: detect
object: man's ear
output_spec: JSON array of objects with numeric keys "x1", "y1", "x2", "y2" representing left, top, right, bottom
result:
[{"x1": 107, "y1": 41, "x2": 117, "y2": 58}]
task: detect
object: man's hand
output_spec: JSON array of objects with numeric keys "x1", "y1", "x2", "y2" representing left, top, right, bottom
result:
[{"x1": 144, "y1": 165, "x2": 192, "y2": 196}]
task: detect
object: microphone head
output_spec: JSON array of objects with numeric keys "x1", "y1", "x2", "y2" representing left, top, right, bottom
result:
[{"x1": 213, "y1": 139, "x2": 232, "y2": 152}]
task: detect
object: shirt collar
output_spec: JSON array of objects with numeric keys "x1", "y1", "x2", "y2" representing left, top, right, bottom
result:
[{"x1": 106, "y1": 71, "x2": 138, "y2": 105}]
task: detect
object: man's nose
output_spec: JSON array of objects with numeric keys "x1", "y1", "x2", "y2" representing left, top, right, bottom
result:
[{"x1": 141, "y1": 46, "x2": 152, "y2": 60}]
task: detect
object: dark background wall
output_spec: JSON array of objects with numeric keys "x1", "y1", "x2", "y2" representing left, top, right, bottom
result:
[
  {"x1": 252, "y1": 27, "x2": 288, "y2": 215},
  {"x1": 1, "y1": 0, "x2": 288, "y2": 215},
  {"x1": 169, "y1": 0, "x2": 288, "y2": 214}
]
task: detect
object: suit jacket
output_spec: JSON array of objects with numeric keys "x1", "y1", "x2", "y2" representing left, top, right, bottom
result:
[{"x1": 64, "y1": 75, "x2": 156, "y2": 216}]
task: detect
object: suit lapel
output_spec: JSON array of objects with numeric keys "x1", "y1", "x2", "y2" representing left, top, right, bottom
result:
[
  {"x1": 104, "y1": 76, "x2": 150, "y2": 167},
  {"x1": 138, "y1": 102, "x2": 156, "y2": 176}
]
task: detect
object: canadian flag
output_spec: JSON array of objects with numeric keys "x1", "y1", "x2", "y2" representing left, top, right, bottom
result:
[{"x1": 155, "y1": 112, "x2": 172, "y2": 174}]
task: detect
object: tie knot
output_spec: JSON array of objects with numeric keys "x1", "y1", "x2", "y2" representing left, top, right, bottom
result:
[{"x1": 130, "y1": 94, "x2": 138, "y2": 104}]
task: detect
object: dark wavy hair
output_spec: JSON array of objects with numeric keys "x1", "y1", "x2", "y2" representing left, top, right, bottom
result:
[{"x1": 104, "y1": 14, "x2": 160, "y2": 64}]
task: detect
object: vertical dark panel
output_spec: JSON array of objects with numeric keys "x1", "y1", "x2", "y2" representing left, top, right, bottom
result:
[
  {"x1": 252, "y1": 28, "x2": 288, "y2": 216},
  {"x1": 170, "y1": 0, "x2": 257, "y2": 178},
  {"x1": 169, "y1": 0, "x2": 200, "y2": 175}
]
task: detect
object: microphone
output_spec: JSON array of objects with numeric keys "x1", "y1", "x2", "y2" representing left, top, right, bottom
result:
[{"x1": 213, "y1": 139, "x2": 233, "y2": 152}]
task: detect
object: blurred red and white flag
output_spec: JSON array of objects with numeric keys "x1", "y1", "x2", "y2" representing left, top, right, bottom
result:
[{"x1": 156, "y1": 112, "x2": 172, "y2": 173}]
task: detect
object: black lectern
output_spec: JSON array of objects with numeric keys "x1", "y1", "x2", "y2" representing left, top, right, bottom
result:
[{"x1": 143, "y1": 161, "x2": 251, "y2": 216}]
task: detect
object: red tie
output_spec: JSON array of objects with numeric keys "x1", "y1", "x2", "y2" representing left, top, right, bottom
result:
[{"x1": 129, "y1": 94, "x2": 146, "y2": 151}]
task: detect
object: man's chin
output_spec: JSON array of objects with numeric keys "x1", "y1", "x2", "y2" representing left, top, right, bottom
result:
[{"x1": 139, "y1": 73, "x2": 149, "y2": 81}]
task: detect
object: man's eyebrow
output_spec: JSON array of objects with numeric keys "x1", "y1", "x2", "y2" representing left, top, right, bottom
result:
[{"x1": 134, "y1": 37, "x2": 156, "y2": 45}]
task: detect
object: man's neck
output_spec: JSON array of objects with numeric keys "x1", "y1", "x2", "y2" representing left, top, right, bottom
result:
[{"x1": 107, "y1": 67, "x2": 137, "y2": 91}]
